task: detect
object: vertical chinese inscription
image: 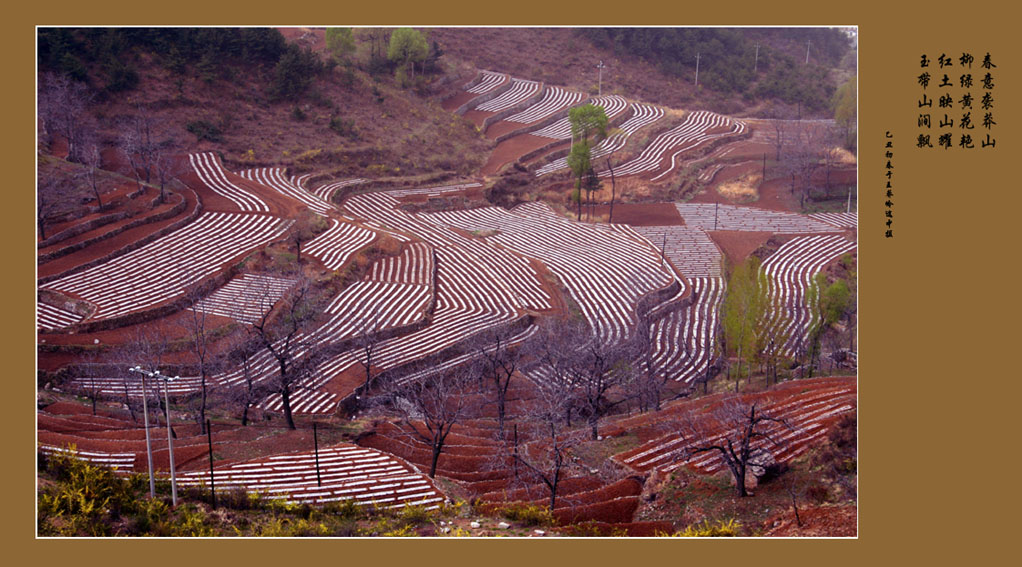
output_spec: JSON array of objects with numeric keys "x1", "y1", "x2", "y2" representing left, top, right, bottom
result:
[
  {"x1": 885, "y1": 132, "x2": 894, "y2": 238},
  {"x1": 917, "y1": 51, "x2": 997, "y2": 150}
]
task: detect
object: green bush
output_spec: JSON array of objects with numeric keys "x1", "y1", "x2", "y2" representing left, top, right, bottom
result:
[
  {"x1": 497, "y1": 502, "x2": 556, "y2": 527},
  {"x1": 186, "y1": 120, "x2": 223, "y2": 143},
  {"x1": 664, "y1": 518, "x2": 741, "y2": 537}
]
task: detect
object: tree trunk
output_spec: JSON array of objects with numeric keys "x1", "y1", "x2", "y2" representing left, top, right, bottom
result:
[
  {"x1": 281, "y1": 387, "x2": 296, "y2": 430},
  {"x1": 429, "y1": 442, "x2": 442, "y2": 478}
]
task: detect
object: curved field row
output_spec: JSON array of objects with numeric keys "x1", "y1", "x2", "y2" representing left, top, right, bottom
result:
[
  {"x1": 535, "y1": 103, "x2": 664, "y2": 176},
  {"x1": 648, "y1": 117, "x2": 747, "y2": 182},
  {"x1": 189, "y1": 273, "x2": 296, "y2": 325},
  {"x1": 37, "y1": 302, "x2": 83, "y2": 331},
  {"x1": 303, "y1": 219, "x2": 377, "y2": 271},
  {"x1": 40, "y1": 445, "x2": 136, "y2": 472},
  {"x1": 426, "y1": 202, "x2": 677, "y2": 344},
  {"x1": 239, "y1": 167, "x2": 334, "y2": 215},
  {"x1": 367, "y1": 242, "x2": 433, "y2": 285},
  {"x1": 613, "y1": 377, "x2": 856, "y2": 474},
  {"x1": 466, "y1": 70, "x2": 508, "y2": 94},
  {"x1": 631, "y1": 225, "x2": 723, "y2": 279},
  {"x1": 41, "y1": 213, "x2": 290, "y2": 320},
  {"x1": 809, "y1": 212, "x2": 858, "y2": 229},
  {"x1": 605, "y1": 111, "x2": 742, "y2": 179},
  {"x1": 674, "y1": 203, "x2": 839, "y2": 233},
  {"x1": 474, "y1": 78, "x2": 542, "y2": 112},
  {"x1": 361, "y1": 418, "x2": 641, "y2": 524},
  {"x1": 188, "y1": 152, "x2": 268, "y2": 212},
  {"x1": 760, "y1": 235, "x2": 858, "y2": 355},
  {"x1": 176, "y1": 443, "x2": 446, "y2": 510},
  {"x1": 309, "y1": 178, "x2": 367, "y2": 202},
  {"x1": 386, "y1": 182, "x2": 483, "y2": 199},
  {"x1": 503, "y1": 86, "x2": 584, "y2": 124},
  {"x1": 648, "y1": 277, "x2": 724, "y2": 383},
  {"x1": 529, "y1": 95, "x2": 629, "y2": 140}
]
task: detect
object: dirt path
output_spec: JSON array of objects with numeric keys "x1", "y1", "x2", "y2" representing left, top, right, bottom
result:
[{"x1": 481, "y1": 134, "x2": 553, "y2": 176}]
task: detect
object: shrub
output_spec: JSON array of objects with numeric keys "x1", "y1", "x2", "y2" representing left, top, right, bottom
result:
[
  {"x1": 664, "y1": 518, "x2": 741, "y2": 537},
  {"x1": 186, "y1": 120, "x2": 223, "y2": 143},
  {"x1": 497, "y1": 502, "x2": 556, "y2": 527},
  {"x1": 329, "y1": 116, "x2": 358, "y2": 139},
  {"x1": 559, "y1": 521, "x2": 627, "y2": 537}
]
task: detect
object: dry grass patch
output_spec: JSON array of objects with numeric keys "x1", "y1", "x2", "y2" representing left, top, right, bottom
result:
[{"x1": 717, "y1": 173, "x2": 761, "y2": 202}]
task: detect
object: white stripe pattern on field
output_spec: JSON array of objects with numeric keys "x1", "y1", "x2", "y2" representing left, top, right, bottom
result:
[
  {"x1": 632, "y1": 225, "x2": 723, "y2": 278},
  {"x1": 529, "y1": 95, "x2": 629, "y2": 140},
  {"x1": 474, "y1": 79, "x2": 542, "y2": 112},
  {"x1": 176, "y1": 444, "x2": 444, "y2": 510},
  {"x1": 40, "y1": 445, "x2": 135, "y2": 472},
  {"x1": 503, "y1": 86, "x2": 584, "y2": 124},
  {"x1": 535, "y1": 102, "x2": 664, "y2": 176},
  {"x1": 310, "y1": 178, "x2": 367, "y2": 202},
  {"x1": 425, "y1": 201, "x2": 677, "y2": 345},
  {"x1": 367, "y1": 242, "x2": 433, "y2": 285},
  {"x1": 37, "y1": 302, "x2": 83, "y2": 331},
  {"x1": 621, "y1": 382, "x2": 856, "y2": 474},
  {"x1": 188, "y1": 152, "x2": 268, "y2": 212},
  {"x1": 189, "y1": 273, "x2": 296, "y2": 324},
  {"x1": 760, "y1": 234, "x2": 857, "y2": 356},
  {"x1": 647, "y1": 277, "x2": 725, "y2": 383},
  {"x1": 239, "y1": 167, "x2": 334, "y2": 215},
  {"x1": 674, "y1": 203, "x2": 839, "y2": 233},
  {"x1": 41, "y1": 213, "x2": 290, "y2": 320},
  {"x1": 607, "y1": 111, "x2": 744, "y2": 179},
  {"x1": 809, "y1": 212, "x2": 857, "y2": 229},
  {"x1": 303, "y1": 219, "x2": 377, "y2": 271},
  {"x1": 465, "y1": 70, "x2": 507, "y2": 94}
]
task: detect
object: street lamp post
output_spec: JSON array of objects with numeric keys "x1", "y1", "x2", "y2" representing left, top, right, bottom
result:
[
  {"x1": 130, "y1": 366, "x2": 179, "y2": 504},
  {"x1": 129, "y1": 366, "x2": 156, "y2": 498},
  {"x1": 156, "y1": 372, "x2": 179, "y2": 506}
]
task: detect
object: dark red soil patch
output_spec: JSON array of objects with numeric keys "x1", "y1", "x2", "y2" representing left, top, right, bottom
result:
[
  {"x1": 588, "y1": 202, "x2": 685, "y2": 226},
  {"x1": 762, "y1": 503, "x2": 857, "y2": 537},
  {"x1": 705, "y1": 231, "x2": 776, "y2": 268},
  {"x1": 461, "y1": 109, "x2": 495, "y2": 129},
  {"x1": 441, "y1": 91, "x2": 479, "y2": 112},
  {"x1": 482, "y1": 135, "x2": 556, "y2": 176}
]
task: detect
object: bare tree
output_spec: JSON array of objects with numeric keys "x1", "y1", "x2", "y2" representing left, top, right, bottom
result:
[
  {"x1": 473, "y1": 326, "x2": 525, "y2": 440},
  {"x1": 569, "y1": 319, "x2": 636, "y2": 441},
  {"x1": 288, "y1": 210, "x2": 328, "y2": 263},
  {"x1": 783, "y1": 120, "x2": 830, "y2": 210},
  {"x1": 501, "y1": 376, "x2": 584, "y2": 510},
  {"x1": 376, "y1": 364, "x2": 479, "y2": 478},
  {"x1": 80, "y1": 135, "x2": 105, "y2": 208},
  {"x1": 39, "y1": 72, "x2": 94, "y2": 163},
  {"x1": 222, "y1": 332, "x2": 271, "y2": 427},
  {"x1": 354, "y1": 306, "x2": 384, "y2": 395},
  {"x1": 687, "y1": 400, "x2": 789, "y2": 497},
  {"x1": 119, "y1": 324, "x2": 173, "y2": 434},
  {"x1": 37, "y1": 171, "x2": 76, "y2": 241},
  {"x1": 248, "y1": 276, "x2": 326, "y2": 430},
  {"x1": 119, "y1": 101, "x2": 163, "y2": 192},
  {"x1": 153, "y1": 139, "x2": 184, "y2": 205},
  {"x1": 181, "y1": 283, "x2": 217, "y2": 434}
]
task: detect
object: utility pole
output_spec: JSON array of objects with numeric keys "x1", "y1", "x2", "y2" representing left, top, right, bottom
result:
[
  {"x1": 754, "y1": 44, "x2": 760, "y2": 73},
  {"x1": 847, "y1": 187, "x2": 853, "y2": 213},
  {"x1": 595, "y1": 60, "x2": 606, "y2": 96},
  {"x1": 694, "y1": 52, "x2": 701, "y2": 87},
  {"x1": 805, "y1": 40, "x2": 811, "y2": 65},
  {"x1": 129, "y1": 366, "x2": 156, "y2": 499},
  {"x1": 313, "y1": 422, "x2": 322, "y2": 487},
  {"x1": 207, "y1": 419, "x2": 216, "y2": 509},
  {"x1": 158, "y1": 373, "x2": 179, "y2": 506},
  {"x1": 714, "y1": 201, "x2": 719, "y2": 231}
]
